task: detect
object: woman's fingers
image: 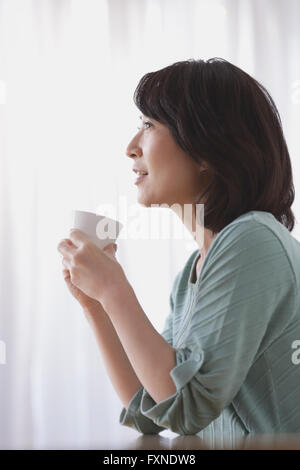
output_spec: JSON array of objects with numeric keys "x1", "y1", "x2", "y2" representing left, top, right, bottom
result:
[
  {"x1": 62, "y1": 258, "x2": 70, "y2": 269},
  {"x1": 58, "y1": 239, "x2": 77, "y2": 274},
  {"x1": 104, "y1": 242, "x2": 117, "y2": 251},
  {"x1": 57, "y1": 238, "x2": 77, "y2": 256},
  {"x1": 62, "y1": 268, "x2": 70, "y2": 279},
  {"x1": 103, "y1": 243, "x2": 117, "y2": 259}
]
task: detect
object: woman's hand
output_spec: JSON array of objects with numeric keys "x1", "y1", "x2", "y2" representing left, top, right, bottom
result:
[
  {"x1": 62, "y1": 267, "x2": 101, "y2": 313},
  {"x1": 57, "y1": 229, "x2": 126, "y2": 305}
]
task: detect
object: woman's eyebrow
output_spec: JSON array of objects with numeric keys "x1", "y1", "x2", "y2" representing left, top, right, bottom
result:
[{"x1": 139, "y1": 114, "x2": 153, "y2": 121}]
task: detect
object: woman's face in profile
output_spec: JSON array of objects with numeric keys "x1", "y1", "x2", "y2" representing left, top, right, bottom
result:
[{"x1": 126, "y1": 113, "x2": 206, "y2": 208}]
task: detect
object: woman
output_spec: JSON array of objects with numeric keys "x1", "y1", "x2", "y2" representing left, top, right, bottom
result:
[{"x1": 57, "y1": 58, "x2": 300, "y2": 444}]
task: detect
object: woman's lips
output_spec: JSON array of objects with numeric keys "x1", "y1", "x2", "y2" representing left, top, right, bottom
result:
[{"x1": 134, "y1": 174, "x2": 148, "y2": 185}]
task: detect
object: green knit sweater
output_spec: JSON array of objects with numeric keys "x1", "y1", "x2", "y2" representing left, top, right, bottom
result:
[{"x1": 119, "y1": 210, "x2": 300, "y2": 445}]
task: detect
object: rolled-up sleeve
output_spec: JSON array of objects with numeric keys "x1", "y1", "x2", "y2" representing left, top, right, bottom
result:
[
  {"x1": 140, "y1": 345, "x2": 207, "y2": 434},
  {"x1": 119, "y1": 385, "x2": 166, "y2": 434},
  {"x1": 121, "y1": 221, "x2": 296, "y2": 435}
]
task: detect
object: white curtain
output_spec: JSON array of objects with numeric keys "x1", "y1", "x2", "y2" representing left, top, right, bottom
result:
[{"x1": 0, "y1": 0, "x2": 299, "y2": 449}]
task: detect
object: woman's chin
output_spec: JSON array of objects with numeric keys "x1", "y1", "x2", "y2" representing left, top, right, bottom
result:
[
  {"x1": 136, "y1": 187, "x2": 169, "y2": 208},
  {"x1": 137, "y1": 195, "x2": 152, "y2": 207},
  {"x1": 136, "y1": 190, "x2": 157, "y2": 207}
]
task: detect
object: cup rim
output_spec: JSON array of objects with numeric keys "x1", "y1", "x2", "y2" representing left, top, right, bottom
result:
[{"x1": 73, "y1": 210, "x2": 123, "y2": 228}]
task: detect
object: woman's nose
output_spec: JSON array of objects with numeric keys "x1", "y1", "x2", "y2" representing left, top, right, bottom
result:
[{"x1": 126, "y1": 143, "x2": 142, "y2": 159}]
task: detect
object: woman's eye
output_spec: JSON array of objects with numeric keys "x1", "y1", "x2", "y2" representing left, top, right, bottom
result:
[{"x1": 137, "y1": 121, "x2": 152, "y2": 131}]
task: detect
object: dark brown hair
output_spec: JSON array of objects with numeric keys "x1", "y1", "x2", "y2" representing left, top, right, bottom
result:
[{"x1": 133, "y1": 58, "x2": 296, "y2": 233}]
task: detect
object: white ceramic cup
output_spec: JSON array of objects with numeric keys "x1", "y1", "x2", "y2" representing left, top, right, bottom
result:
[{"x1": 72, "y1": 210, "x2": 123, "y2": 250}]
